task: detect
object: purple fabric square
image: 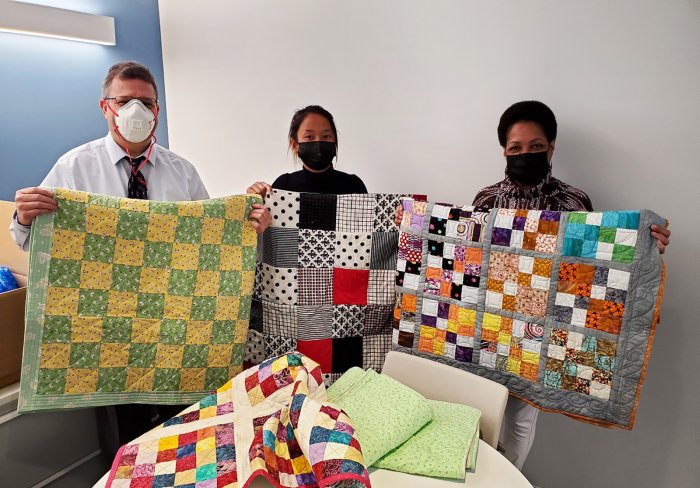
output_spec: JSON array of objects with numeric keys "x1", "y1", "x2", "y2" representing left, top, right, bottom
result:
[
  {"x1": 456, "y1": 346, "x2": 473, "y2": 362},
  {"x1": 541, "y1": 210, "x2": 561, "y2": 222},
  {"x1": 133, "y1": 463, "x2": 155, "y2": 478},
  {"x1": 216, "y1": 423, "x2": 235, "y2": 445},
  {"x1": 421, "y1": 314, "x2": 437, "y2": 327},
  {"x1": 216, "y1": 402, "x2": 233, "y2": 415},
  {"x1": 446, "y1": 331, "x2": 457, "y2": 344},
  {"x1": 492, "y1": 227, "x2": 512, "y2": 246},
  {"x1": 411, "y1": 214, "x2": 424, "y2": 229},
  {"x1": 513, "y1": 216, "x2": 527, "y2": 231},
  {"x1": 196, "y1": 479, "x2": 217, "y2": 488},
  {"x1": 437, "y1": 302, "x2": 450, "y2": 319}
]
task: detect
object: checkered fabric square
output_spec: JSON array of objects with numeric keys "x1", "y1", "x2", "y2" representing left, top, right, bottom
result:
[
  {"x1": 20, "y1": 189, "x2": 260, "y2": 412},
  {"x1": 254, "y1": 191, "x2": 406, "y2": 381},
  {"x1": 392, "y1": 197, "x2": 665, "y2": 429}
]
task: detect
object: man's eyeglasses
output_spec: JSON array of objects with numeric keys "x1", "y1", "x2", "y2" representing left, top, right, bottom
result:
[{"x1": 104, "y1": 96, "x2": 158, "y2": 110}]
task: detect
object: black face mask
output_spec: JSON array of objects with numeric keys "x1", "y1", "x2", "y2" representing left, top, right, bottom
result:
[
  {"x1": 505, "y1": 151, "x2": 550, "y2": 186},
  {"x1": 297, "y1": 141, "x2": 336, "y2": 171}
]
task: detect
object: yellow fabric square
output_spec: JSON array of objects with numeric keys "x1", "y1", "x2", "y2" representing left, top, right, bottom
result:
[
  {"x1": 139, "y1": 267, "x2": 170, "y2": 294},
  {"x1": 199, "y1": 406, "x2": 217, "y2": 420},
  {"x1": 219, "y1": 245, "x2": 242, "y2": 271},
  {"x1": 275, "y1": 441, "x2": 290, "y2": 458},
  {"x1": 196, "y1": 448, "x2": 217, "y2": 465},
  {"x1": 65, "y1": 368, "x2": 98, "y2": 394},
  {"x1": 113, "y1": 238, "x2": 145, "y2": 266},
  {"x1": 241, "y1": 270, "x2": 255, "y2": 292},
  {"x1": 271, "y1": 357, "x2": 287, "y2": 373},
  {"x1": 534, "y1": 258, "x2": 552, "y2": 277},
  {"x1": 507, "y1": 358, "x2": 522, "y2": 374},
  {"x1": 201, "y1": 217, "x2": 225, "y2": 245},
  {"x1": 171, "y1": 243, "x2": 200, "y2": 270},
  {"x1": 85, "y1": 205, "x2": 118, "y2": 237},
  {"x1": 186, "y1": 321, "x2": 213, "y2": 344},
  {"x1": 107, "y1": 291, "x2": 138, "y2": 317},
  {"x1": 458, "y1": 307, "x2": 476, "y2": 326},
  {"x1": 156, "y1": 344, "x2": 184, "y2": 368},
  {"x1": 180, "y1": 368, "x2": 206, "y2": 391},
  {"x1": 71, "y1": 316, "x2": 103, "y2": 342},
  {"x1": 242, "y1": 225, "x2": 257, "y2": 247},
  {"x1": 100, "y1": 343, "x2": 129, "y2": 367},
  {"x1": 247, "y1": 384, "x2": 265, "y2": 406},
  {"x1": 132, "y1": 318, "x2": 160, "y2": 343},
  {"x1": 120, "y1": 198, "x2": 150, "y2": 212},
  {"x1": 57, "y1": 188, "x2": 89, "y2": 203},
  {"x1": 115, "y1": 466, "x2": 133, "y2": 479},
  {"x1": 234, "y1": 321, "x2": 248, "y2": 343},
  {"x1": 194, "y1": 271, "x2": 220, "y2": 296},
  {"x1": 292, "y1": 455, "x2": 312, "y2": 474},
  {"x1": 522, "y1": 350, "x2": 539, "y2": 364},
  {"x1": 80, "y1": 261, "x2": 113, "y2": 290},
  {"x1": 498, "y1": 331, "x2": 512, "y2": 345},
  {"x1": 139, "y1": 268, "x2": 170, "y2": 295},
  {"x1": 126, "y1": 368, "x2": 155, "y2": 392},
  {"x1": 215, "y1": 296, "x2": 239, "y2": 320},
  {"x1": 229, "y1": 364, "x2": 243, "y2": 378},
  {"x1": 208, "y1": 344, "x2": 233, "y2": 367},
  {"x1": 45, "y1": 287, "x2": 79, "y2": 316},
  {"x1": 146, "y1": 213, "x2": 178, "y2": 242},
  {"x1": 482, "y1": 313, "x2": 501, "y2": 331},
  {"x1": 196, "y1": 434, "x2": 216, "y2": 452},
  {"x1": 225, "y1": 198, "x2": 245, "y2": 220},
  {"x1": 164, "y1": 295, "x2": 193, "y2": 320},
  {"x1": 40, "y1": 343, "x2": 70, "y2": 368},
  {"x1": 344, "y1": 446, "x2": 364, "y2": 463},
  {"x1": 51, "y1": 229, "x2": 85, "y2": 260},
  {"x1": 178, "y1": 201, "x2": 204, "y2": 217},
  {"x1": 174, "y1": 470, "x2": 196, "y2": 485},
  {"x1": 158, "y1": 435, "x2": 179, "y2": 451}
]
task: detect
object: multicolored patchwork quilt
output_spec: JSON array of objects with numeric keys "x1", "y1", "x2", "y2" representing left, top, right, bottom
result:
[
  {"x1": 19, "y1": 189, "x2": 261, "y2": 412},
  {"x1": 393, "y1": 200, "x2": 666, "y2": 428},
  {"x1": 248, "y1": 190, "x2": 411, "y2": 384},
  {"x1": 105, "y1": 353, "x2": 370, "y2": 488}
]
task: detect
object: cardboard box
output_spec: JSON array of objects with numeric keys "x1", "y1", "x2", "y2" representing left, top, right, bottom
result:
[{"x1": 0, "y1": 201, "x2": 28, "y2": 389}]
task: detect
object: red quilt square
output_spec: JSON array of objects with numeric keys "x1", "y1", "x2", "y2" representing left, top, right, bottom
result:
[
  {"x1": 297, "y1": 339, "x2": 332, "y2": 373},
  {"x1": 333, "y1": 269, "x2": 369, "y2": 305},
  {"x1": 156, "y1": 448, "x2": 177, "y2": 462},
  {"x1": 176, "y1": 454, "x2": 197, "y2": 471},
  {"x1": 260, "y1": 375, "x2": 278, "y2": 396},
  {"x1": 179, "y1": 431, "x2": 197, "y2": 446},
  {"x1": 131, "y1": 478, "x2": 153, "y2": 488}
]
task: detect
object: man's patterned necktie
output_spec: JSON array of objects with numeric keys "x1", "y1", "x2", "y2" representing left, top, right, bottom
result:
[{"x1": 127, "y1": 156, "x2": 148, "y2": 200}]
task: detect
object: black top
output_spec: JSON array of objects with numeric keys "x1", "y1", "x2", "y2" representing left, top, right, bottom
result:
[{"x1": 272, "y1": 166, "x2": 367, "y2": 194}]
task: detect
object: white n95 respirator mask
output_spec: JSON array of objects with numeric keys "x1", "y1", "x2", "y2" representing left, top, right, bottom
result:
[{"x1": 114, "y1": 99, "x2": 156, "y2": 143}]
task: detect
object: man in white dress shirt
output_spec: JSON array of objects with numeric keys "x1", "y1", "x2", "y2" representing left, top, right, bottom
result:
[
  {"x1": 8, "y1": 61, "x2": 271, "y2": 462},
  {"x1": 11, "y1": 61, "x2": 270, "y2": 247}
]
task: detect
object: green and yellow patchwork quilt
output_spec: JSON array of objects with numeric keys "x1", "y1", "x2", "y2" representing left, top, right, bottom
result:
[{"x1": 18, "y1": 189, "x2": 261, "y2": 412}]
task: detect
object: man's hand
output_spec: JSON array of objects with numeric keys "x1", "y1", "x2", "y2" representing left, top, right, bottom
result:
[
  {"x1": 247, "y1": 182, "x2": 272, "y2": 200},
  {"x1": 248, "y1": 204, "x2": 272, "y2": 234},
  {"x1": 651, "y1": 224, "x2": 670, "y2": 254},
  {"x1": 15, "y1": 187, "x2": 57, "y2": 226}
]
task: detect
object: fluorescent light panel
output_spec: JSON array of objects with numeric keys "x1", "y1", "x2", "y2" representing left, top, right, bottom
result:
[{"x1": 0, "y1": 0, "x2": 115, "y2": 45}]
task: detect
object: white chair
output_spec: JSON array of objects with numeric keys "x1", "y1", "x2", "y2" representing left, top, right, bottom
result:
[{"x1": 381, "y1": 350, "x2": 508, "y2": 449}]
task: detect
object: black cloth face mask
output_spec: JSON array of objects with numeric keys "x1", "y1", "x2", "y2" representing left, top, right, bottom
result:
[
  {"x1": 297, "y1": 141, "x2": 336, "y2": 170},
  {"x1": 505, "y1": 151, "x2": 550, "y2": 186}
]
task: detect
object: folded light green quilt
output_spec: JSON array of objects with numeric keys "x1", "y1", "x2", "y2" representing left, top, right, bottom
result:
[
  {"x1": 327, "y1": 367, "x2": 432, "y2": 466},
  {"x1": 375, "y1": 399, "x2": 481, "y2": 478}
]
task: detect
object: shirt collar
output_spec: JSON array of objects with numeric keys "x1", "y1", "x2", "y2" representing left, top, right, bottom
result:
[{"x1": 104, "y1": 133, "x2": 157, "y2": 167}]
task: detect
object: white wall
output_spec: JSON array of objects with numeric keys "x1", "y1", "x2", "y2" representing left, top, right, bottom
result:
[{"x1": 159, "y1": 1, "x2": 700, "y2": 486}]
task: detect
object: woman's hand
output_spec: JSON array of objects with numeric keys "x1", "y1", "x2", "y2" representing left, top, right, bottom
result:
[
  {"x1": 248, "y1": 204, "x2": 272, "y2": 234},
  {"x1": 650, "y1": 223, "x2": 670, "y2": 254},
  {"x1": 247, "y1": 182, "x2": 272, "y2": 200}
]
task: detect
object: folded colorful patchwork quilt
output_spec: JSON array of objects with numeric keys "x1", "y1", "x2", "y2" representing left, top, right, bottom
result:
[
  {"x1": 106, "y1": 353, "x2": 371, "y2": 488},
  {"x1": 248, "y1": 190, "x2": 413, "y2": 384},
  {"x1": 19, "y1": 189, "x2": 261, "y2": 412},
  {"x1": 326, "y1": 367, "x2": 432, "y2": 466},
  {"x1": 393, "y1": 200, "x2": 666, "y2": 428}
]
